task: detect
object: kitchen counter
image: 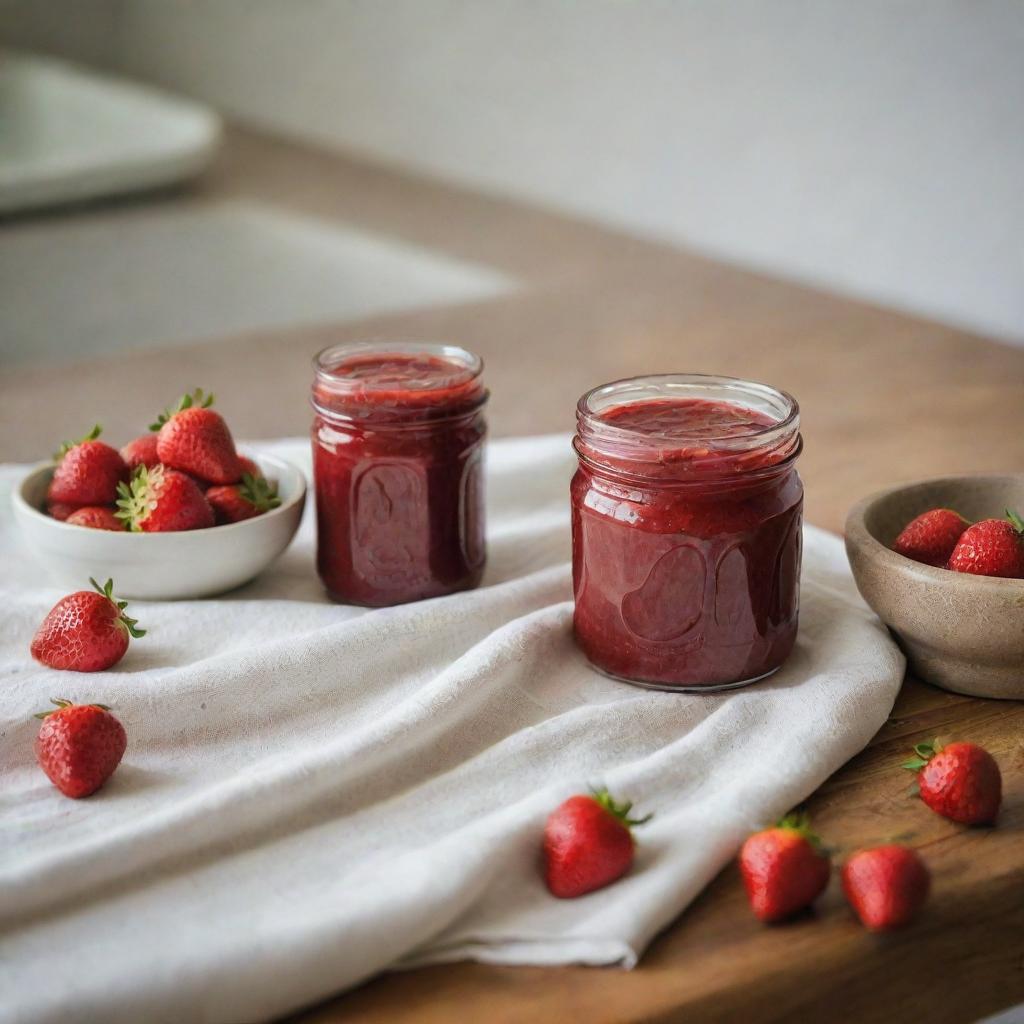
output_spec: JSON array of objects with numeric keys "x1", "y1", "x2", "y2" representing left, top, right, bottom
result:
[{"x1": 3, "y1": 127, "x2": 1023, "y2": 1024}]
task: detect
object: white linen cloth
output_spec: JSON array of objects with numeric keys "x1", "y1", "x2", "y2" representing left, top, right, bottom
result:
[{"x1": 0, "y1": 435, "x2": 904, "y2": 1024}]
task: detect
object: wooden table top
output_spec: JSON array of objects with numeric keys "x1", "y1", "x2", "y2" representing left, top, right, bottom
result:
[{"x1": 4, "y1": 129, "x2": 1023, "y2": 1024}]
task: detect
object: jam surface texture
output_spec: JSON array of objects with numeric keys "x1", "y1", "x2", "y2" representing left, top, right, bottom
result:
[
  {"x1": 572, "y1": 381, "x2": 803, "y2": 690},
  {"x1": 312, "y1": 345, "x2": 487, "y2": 606}
]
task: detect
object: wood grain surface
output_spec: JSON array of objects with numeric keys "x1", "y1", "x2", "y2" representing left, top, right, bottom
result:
[{"x1": 3, "y1": 128, "x2": 1022, "y2": 1024}]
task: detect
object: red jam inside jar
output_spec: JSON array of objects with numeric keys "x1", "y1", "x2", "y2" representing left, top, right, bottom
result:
[
  {"x1": 571, "y1": 374, "x2": 803, "y2": 690},
  {"x1": 311, "y1": 342, "x2": 488, "y2": 606}
]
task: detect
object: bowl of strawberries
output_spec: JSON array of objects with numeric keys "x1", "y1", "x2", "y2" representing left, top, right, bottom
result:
[
  {"x1": 12, "y1": 389, "x2": 306, "y2": 599},
  {"x1": 845, "y1": 474, "x2": 1024, "y2": 699}
]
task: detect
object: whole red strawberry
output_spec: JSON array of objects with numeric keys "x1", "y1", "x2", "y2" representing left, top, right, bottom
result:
[
  {"x1": 116, "y1": 464, "x2": 214, "y2": 532},
  {"x1": 739, "y1": 812, "x2": 831, "y2": 923},
  {"x1": 842, "y1": 845, "x2": 930, "y2": 931},
  {"x1": 65, "y1": 506, "x2": 125, "y2": 531},
  {"x1": 47, "y1": 425, "x2": 129, "y2": 507},
  {"x1": 152, "y1": 389, "x2": 242, "y2": 485},
  {"x1": 31, "y1": 578, "x2": 145, "y2": 672},
  {"x1": 892, "y1": 508, "x2": 970, "y2": 567},
  {"x1": 206, "y1": 473, "x2": 281, "y2": 524},
  {"x1": 946, "y1": 510, "x2": 1024, "y2": 578},
  {"x1": 120, "y1": 433, "x2": 161, "y2": 471},
  {"x1": 543, "y1": 788, "x2": 651, "y2": 898},
  {"x1": 34, "y1": 698, "x2": 127, "y2": 798},
  {"x1": 903, "y1": 740, "x2": 1002, "y2": 825}
]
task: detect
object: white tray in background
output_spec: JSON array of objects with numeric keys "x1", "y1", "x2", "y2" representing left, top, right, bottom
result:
[{"x1": 0, "y1": 50, "x2": 221, "y2": 214}]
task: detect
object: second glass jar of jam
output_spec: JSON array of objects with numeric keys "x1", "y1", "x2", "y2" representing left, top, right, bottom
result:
[
  {"x1": 312, "y1": 341, "x2": 488, "y2": 606},
  {"x1": 571, "y1": 374, "x2": 803, "y2": 691}
]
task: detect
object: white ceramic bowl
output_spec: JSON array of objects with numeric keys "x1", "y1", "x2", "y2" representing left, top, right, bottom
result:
[{"x1": 12, "y1": 452, "x2": 306, "y2": 599}]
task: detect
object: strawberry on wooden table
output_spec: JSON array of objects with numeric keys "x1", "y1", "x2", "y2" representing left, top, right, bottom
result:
[
  {"x1": 206, "y1": 473, "x2": 281, "y2": 524},
  {"x1": 739, "y1": 812, "x2": 831, "y2": 923},
  {"x1": 543, "y1": 788, "x2": 651, "y2": 898},
  {"x1": 116, "y1": 464, "x2": 215, "y2": 532},
  {"x1": 842, "y1": 845, "x2": 930, "y2": 931},
  {"x1": 903, "y1": 740, "x2": 1002, "y2": 825},
  {"x1": 47, "y1": 424, "x2": 128, "y2": 507},
  {"x1": 152, "y1": 388, "x2": 243, "y2": 485},
  {"x1": 31, "y1": 577, "x2": 145, "y2": 672},
  {"x1": 120, "y1": 433, "x2": 161, "y2": 471},
  {"x1": 891, "y1": 508, "x2": 970, "y2": 567},
  {"x1": 34, "y1": 698, "x2": 127, "y2": 798},
  {"x1": 946, "y1": 510, "x2": 1024, "y2": 578},
  {"x1": 65, "y1": 506, "x2": 125, "y2": 531}
]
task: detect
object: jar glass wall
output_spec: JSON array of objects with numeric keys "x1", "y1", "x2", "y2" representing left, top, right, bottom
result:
[
  {"x1": 311, "y1": 341, "x2": 487, "y2": 606},
  {"x1": 571, "y1": 373, "x2": 803, "y2": 690}
]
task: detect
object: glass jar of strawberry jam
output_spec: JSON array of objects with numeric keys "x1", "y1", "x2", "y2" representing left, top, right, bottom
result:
[
  {"x1": 311, "y1": 342, "x2": 487, "y2": 606},
  {"x1": 571, "y1": 374, "x2": 803, "y2": 691}
]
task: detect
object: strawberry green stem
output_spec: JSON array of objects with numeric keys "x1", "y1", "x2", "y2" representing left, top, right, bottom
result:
[
  {"x1": 89, "y1": 577, "x2": 146, "y2": 639},
  {"x1": 34, "y1": 697, "x2": 111, "y2": 720},
  {"x1": 901, "y1": 739, "x2": 939, "y2": 772},
  {"x1": 590, "y1": 786, "x2": 653, "y2": 828},
  {"x1": 53, "y1": 424, "x2": 102, "y2": 461},
  {"x1": 238, "y1": 473, "x2": 281, "y2": 512},
  {"x1": 149, "y1": 388, "x2": 215, "y2": 431},
  {"x1": 776, "y1": 810, "x2": 826, "y2": 849}
]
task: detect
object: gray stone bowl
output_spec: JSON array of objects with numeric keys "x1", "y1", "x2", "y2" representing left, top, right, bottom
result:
[{"x1": 845, "y1": 475, "x2": 1024, "y2": 700}]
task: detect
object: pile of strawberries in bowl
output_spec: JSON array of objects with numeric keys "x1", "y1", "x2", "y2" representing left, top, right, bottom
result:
[
  {"x1": 45, "y1": 389, "x2": 280, "y2": 531},
  {"x1": 891, "y1": 506, "x2": 1024, "y2": 577},
  {"x1": 14, "y1": 388, "x2": 306, "y2": 600}
]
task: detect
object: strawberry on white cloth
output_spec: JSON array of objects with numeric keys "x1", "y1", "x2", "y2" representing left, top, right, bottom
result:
[{"x1": 0, "y1": 435, "x2": 903, "y2": 1024}]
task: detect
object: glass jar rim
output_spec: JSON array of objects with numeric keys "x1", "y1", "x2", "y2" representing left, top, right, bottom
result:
[
  {"x1": 578, "y1": 372, "x2": 798, "y2": 442},
  {"x1": 313, "y1": 340, "x2": 483, "y2": 391},
  {"x1": 312, "y1": 340, "x2": 487, "y2": 426},
  {"x1": 575, "y1": 373, "x2": 801, "y2": 476}
]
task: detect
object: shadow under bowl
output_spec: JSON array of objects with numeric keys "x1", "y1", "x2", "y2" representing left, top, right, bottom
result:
[
  {"x1": 12, "y1": 452, "x2": 306, "y2": 600},
  {"x1": 845, "y1": 474, "x2": 1024, "y2": 700}
]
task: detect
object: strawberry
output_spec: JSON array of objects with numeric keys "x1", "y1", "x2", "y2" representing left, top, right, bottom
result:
[
  {"x1": 31, "y1": 578, "x2": 145, "y2": 672},
  {"x1": 206, "y1": 473, "x2": 281, "y2": 524},
  {"x1": 842, "y1": 845, "x2": 930, "y2": 931},
  {"x1": 238, "y1": 455, "x2": 263, "y2": 479},
  {"x1": 152, "y1": 389, "x2": 242, "y2": 485},
  {"x1": 892, "y1": 508, "x2": 970, "y2": 567},
  {"x1": 65, "y1": 506, "x2": 125, "y2": 531},
  {"x1": 115, "y1": 464, "x2": 214, "y2": 532},
  {"x1": 47, "y1": 425, "x2": 129, "y2": 507},
  {"x1": 903, "y1": 740, "x2": 1002, "y2": 825},
  {"x1": 34, "y1": 698, "x2": 127, "y2": 798},
  {"x1": 543, "y1": 788, "x2": 651, "y2": 898},
  {"x1": 120, "y1": 433, "x2": 161, "y2": 471},
  {"x1": 47, "y1": 501, "x2": 79, "y2": 522},
  {"x1": 946, "y1": 510, "x2": 1024, "y2": 578},
  {"x1": 739, "y1": 812, "x2": 831, "y2": 923}
]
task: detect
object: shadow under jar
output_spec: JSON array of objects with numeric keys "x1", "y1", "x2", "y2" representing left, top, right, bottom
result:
[
  {"x1": 571, "y1": 374, "x2": 803, "y2": 691},
  {"x1": 311, "y1": 341, "x2": 488, "y2": 606}
]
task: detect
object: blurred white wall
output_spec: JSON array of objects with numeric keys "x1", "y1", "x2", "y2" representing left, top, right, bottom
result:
[{"x1": 3, "y1": 0, "x2": 1023, "y2": 344}]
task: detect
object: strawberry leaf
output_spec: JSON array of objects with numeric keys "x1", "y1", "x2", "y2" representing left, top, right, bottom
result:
[
  {"x1": 115, "y1": 465, "x2": 157, "y2": 531},
  {"x1": 89, "y1": 577, "x2": 146, "y2": 638},
  {"x1": 150, "y1": 388, "x2": 214, "y2": 430},
  {"x1": 238, "y1": 473, "x2": 281, "y2": 512},
  {"x1": 1006, "y1": 509, "x2": 1024, "y2": 534},
  {"x1": 53, "y1": 423, "x2": 102, "y2": 461},
  {"x1": 590, "y1": 786, "x2": 653, "y2": 828},
  {"x1": 33, "y1": 697, "x2": 75, "y2": 720}
]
